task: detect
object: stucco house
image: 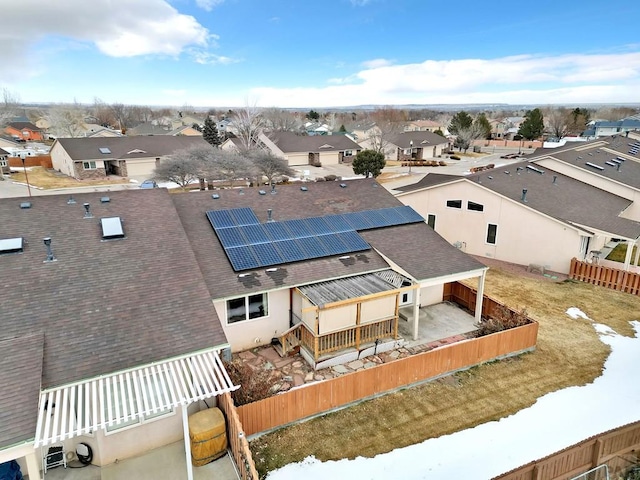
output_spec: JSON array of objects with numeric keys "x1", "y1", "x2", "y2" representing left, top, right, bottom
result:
[
  {"x1": 257, "y1": 131, "x2": 362, "y2": 166},
  {"x1": 172, "y1": 179, "x2": 488, "y2": 367},
  {"x1": 394, "y1": 154, "x2": 640, "y2": 274},
  {"x1": 0, "y1": 147, "x2": 9, "y2": 174},
  {"x1": 0, "y1": 189, "x2": 235, "y2": 479},
  {"x1": 50, "y1": 136, "x2": 208, "y2": 179},
  {"x1": 582, "y1": 119, "x2": 640, "y2": 138},
  {"x1": 404, "y1": 120, "x2": 445, "y2": 133},
  {"x1": 388, "y1": 131, "x2": 451, "y2": 161},
  {"x1": 4, "y1": 122, "x2": 44, "y2": 141}
]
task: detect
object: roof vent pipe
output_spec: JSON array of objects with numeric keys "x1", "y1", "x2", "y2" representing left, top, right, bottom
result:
[
  {"x1": 521, "y1": 189, "x2": 528, "y2": 202},
  {"x1": 553, "y1": 175, "x2": 557, "y2": 184},
  {"x1": 43, "y1": 237, "x2": 56, "y2": 263},
  {"x1": 267, "y1": 209, "x2": 274, "y2": 222},
  {"x1": 83, "y1": 203, "x2": 93, "y2": 218},
  {"x1": 271, "y1": 183, "x2": 276, "y2": 194},
  {"x1": 67, "y1": 195, "x2": 76, "y2": 205},
  {"x1": 617, "y1": 163, "x2": 621, "y2": 172}
]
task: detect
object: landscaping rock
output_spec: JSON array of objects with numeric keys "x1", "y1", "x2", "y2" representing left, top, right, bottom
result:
[{"x1": 347, "y1": 360, "x2": 364, "y2": 370}]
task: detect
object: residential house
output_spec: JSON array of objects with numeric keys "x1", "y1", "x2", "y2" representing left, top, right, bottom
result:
[
  {"x1": 257, "y1": 131, "x2": 362, "y2": 166},
  {"x1": 489, "y1": 119, "x2": 508, "y2": 140},
  {"x1": 388, "y1": 131, "x2": 451, "y2": 161},
  {"x1": 4, "y1": 122, "x2": 44, "y2": 141},
  {"x1": 127, "y1": 123, "x2": 202, "y2": 137},
  {"x1": 394, "y1": 156, "x2": 640, "y2": 274},
  {"x1": 82, "y1": 124, "x2": 123, "y2": 138},
  {"x1": 172, "y1": 179, "x2": 488, "y2": 365},
  {"x1": 50, "y1": 136, "x2": 208, "y2": 179},
  {"x1": 0, "y1": 147, "x2": 9, "y2": 174},
  {"x1": 0, "y1": 189, "x2": 235, "y2": 479},
  {"x1": 404, "y1": 120, "x2": 445, "y2": 133},
  {"x1": 581, "y1": 119, "x2": 640, "y2": 138}
]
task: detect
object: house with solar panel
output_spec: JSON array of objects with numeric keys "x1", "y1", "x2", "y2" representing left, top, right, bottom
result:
[
  {"x1": 172, "y1": 178, "x2": 489, "y2": 367},
  {"x1": 0, "y1": 190, "x2": 237, "y2": 479},
  {"x1": 394, "y1": 133, "x2": 640, "y2": 275}
]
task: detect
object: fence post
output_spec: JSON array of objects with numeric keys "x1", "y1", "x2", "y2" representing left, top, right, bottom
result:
[{"x1": 591, "y1": 438, "x2": 603, "y2": 468}]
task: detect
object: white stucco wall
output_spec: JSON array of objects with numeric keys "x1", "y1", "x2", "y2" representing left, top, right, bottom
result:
[
  {"x1": 399, "y1": 180, "x2": 586, "y2": 274},
  {"x1": 214, "y1": 288, "x2": 290, "y2": 352},
  {"x1": 420, "y1": 284, "x2": 444, "y2": 306},
  {"x1": 50, "y1": 142, "x2": 76, "y2": 177}
]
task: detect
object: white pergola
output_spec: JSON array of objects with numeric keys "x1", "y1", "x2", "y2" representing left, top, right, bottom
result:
[{"x1": 34, "y1": 348, "x2": 238, "y2": 480}]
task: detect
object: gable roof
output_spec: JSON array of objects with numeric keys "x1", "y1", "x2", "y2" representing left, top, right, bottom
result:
[
  {"x1": 390, "y1": 131, "x2": 450, "y2": 148},
  {"x1": 0, "y1": 189, "x2": 227, "y2": 390},
  {"x1": 265, "y1": 131, "x2": 361, "y2": 153},
  {"x1": 172, "y1": 179, "x2": 485, "y2": 299},
  {"x1": 395, "y1": 173, "x2": 463, "y2": 192},
  {"x1": 55, "y1": 136, "x2": 208, "y2": 161},
  {"x1": 6, "y1": 121, "x2": 41, "y2": 132}
]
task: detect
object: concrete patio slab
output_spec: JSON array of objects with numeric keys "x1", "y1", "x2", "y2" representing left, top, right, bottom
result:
[{"x1": 398, "y1": 301, "x2": 478, "y2": 348}]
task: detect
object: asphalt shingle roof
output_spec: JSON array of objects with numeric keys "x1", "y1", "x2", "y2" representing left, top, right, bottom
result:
[
  {"x1": 55, "y1": 136, "x2": 208, "y2": 161},
  {"x1": 0, "y1": 334, "x2": 43, "y2": 449},
  {"x1": 266, "y1": 131, "x2": 361, "y2": 153},
  {"x1": 0, "y1": 189, "x2": 227, "y2": 390},
  {"x1": 390, "y1": 131, "x2": 450, "y2": 148}
]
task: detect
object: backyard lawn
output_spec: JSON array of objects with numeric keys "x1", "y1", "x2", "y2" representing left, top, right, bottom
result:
[
  {"x1": 9, "y1": 167, "x2": 129, "y2": 189},
  {"x1": 250, "y1": 267, "x2": 640, "y2": 477},
  {"x1": 606, "y1": 242, "x2": 638, "y2": 263}
]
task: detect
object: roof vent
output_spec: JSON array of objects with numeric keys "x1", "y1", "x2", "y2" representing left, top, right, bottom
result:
[
  {"x1": 0, "y1": 237, "x2": 24, "y2": 255},
  {"x1": 487, "y1": 175, "x2": 493, "y2": 180},
  {"x1": 101, "y1": 217, "x2": 125, "y2": 239},
  {"x1": 83, "y1": 203, "x2": 93, "y2": 218},
  {"x1": 516, "y1": 167, "x2": 524, "y2": 174},
  {"x1": 43, "y1": 237, "x2": 56, "y2": 262},
  {"x1": 20, "y1": 201, "x2": 32, "y2": 209},
  {"x1": 100, "y1": 196, "x2": 110, "y2": 203},
  {"x1": 553, "y1": 175, "x2": 558, "y2": 184},
  {"x1": 267, "y1": 209, "x2": 274, "y2": 222},
  {"x1": 585, "y1": 162, "x2": 604, "y2": 171},
  {"x1": 258, "y1": 190, "x2": 266, "y2": 195},
  {"x1": 526, "y1": 165, "x2": 544, "y2": 174},
  {"x1": 605, "y1": 161, "x2": 617, "y2": 167},
  {"x1": 67, "y1": 195, "x2": 76, "y2": 205},
  {"x1": 212, "y1": 194, "x2": 220, "y2": 199},
  {"x1": 238, "y1": 189, "x2": 244, "y2": 195},
  {"x1": 521, "y1": 189, "x2": 528, "y2": 202},
  {"x1": 271, "y1": 184, "x2": 277, "y2": 194},
  {"x1": 339, "y1": 183, "x2": 347, "y2": 188},
  {"x1": 504, "y1": 170, "x2": 510, "y2": 175},
  {"x1": 300, "y1": 186, "x2": 308, "y2": 192}
]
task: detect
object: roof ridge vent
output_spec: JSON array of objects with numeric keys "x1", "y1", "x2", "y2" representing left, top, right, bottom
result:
[{"x1": 585, "y1": 162, "x2": 604, "y2": 171}]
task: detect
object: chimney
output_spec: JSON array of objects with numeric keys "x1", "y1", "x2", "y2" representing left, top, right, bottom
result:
[
  {"x1": 43, "y1": 237, "x2": 56, "y2": 263},
  {"x1": 267, "y1": 209, "x2": 274, "y2": 222},
  {"x1": 83, "y1": 203, "x2": 93, "y2": 218},
  {"x1": 553, "y1": 175, "x2": 557, "y2": 185},
  {"x1": 521, "y1": 189, "x2": 528, "y2": 202}
]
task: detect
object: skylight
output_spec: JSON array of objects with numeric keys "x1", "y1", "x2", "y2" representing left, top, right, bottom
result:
[
  {"x1": 0, "y1": 237, "x2": 24, "y2": 254},
  {"x1": 101, "y1": 217, "x2": 125, "y2": 239},
  {"x1": 99, "y1": 147, "x2": 111, "y2": 154}
]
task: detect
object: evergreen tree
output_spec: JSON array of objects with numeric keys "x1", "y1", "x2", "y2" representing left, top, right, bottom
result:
[
  {"x1": 448, "y1": 111, "x2": 473, "y2": 135},
  {"x1": 203, "y1": 116, "x2": 221, "y2": 147},
  {"x1": 352, "y1": 149, "x2": 386, "y2": 178},
  {"x1": 474, "y1": 113, "x2": 492, "y2": 139},
  {"x1": 518, "y1": 108, "x2": 545, "y2": 140}
]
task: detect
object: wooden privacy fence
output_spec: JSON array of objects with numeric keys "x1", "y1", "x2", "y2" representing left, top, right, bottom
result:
[
  {"x1": 444, "y1": 280, "x2": 516, "y2": 318},
  {"x1": 494, "y1": 420, "x2": 640, "y2": 480},
  {"x1": 217, "y1": 392, "x2": 259, "y2": 480},
  {"x1": 237, "y1": 319, "x2": 538, "y2": 436},
  {"x1": 569, "y1": 258, "x2": 640, "y2": 295}
]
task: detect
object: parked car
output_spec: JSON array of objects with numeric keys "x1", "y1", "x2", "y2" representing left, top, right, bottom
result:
[
  {"x1": 140, "y1": 179, "x2": 158, "y2": 189},
  {"x1": 500, "y1": 153, "x2": 521, "y2": 159}
]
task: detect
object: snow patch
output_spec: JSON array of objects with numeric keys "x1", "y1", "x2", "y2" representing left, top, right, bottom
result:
[{"x1": 566, "y1": 307, "x2": 590, "y2": 320}]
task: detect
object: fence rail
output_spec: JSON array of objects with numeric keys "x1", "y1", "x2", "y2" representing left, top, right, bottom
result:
[
  {"x1": 494, "y1": 421, "x2": 640, "y2": 480},
  {"x1": 217, "y1": 392, "x2": 259, "y2": 480},
  {"x1": 238, "y1": 283, "x2": 538, "y2": 437},
  {"x1": 569, "y1": 258, "x2": 640, "y2": 295}
]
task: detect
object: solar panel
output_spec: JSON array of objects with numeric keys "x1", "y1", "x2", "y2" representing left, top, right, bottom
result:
[
  {"x1": 251, "y1": 242, "x2": 284, "y2": 267},
  {"x1": 230, "y1": 208, "x2": 260, "y2": 226},
  {"x1": 395, "y1": 206, "x2": 424, "y2": 223},
  {"x1": 263, "y1": 222, "x2": 293, "y2": 241},
  {"x1": 284, "y1": 219, "x2": 314, "y2": 237},
  {"x1": 359, "y1": 210, "x2": 388, "y2": 228},
  {"x1": 274, "y1": 239, "x2": 308, "y2": 263},
  {"x1": 321, "y1": 214, "x2": 353, "y2": 233},
  {"x1": 343, "y1": 211, "x2": 374, "y2": 230},
  {"x1": 302, "y1": 217, "x2": 331, "y2": 235},
  {"x1": 225, "y1": 246, "x2": 259, "y2": 271},
  {"x1": 241, "y1": 224, "x2": 270, "y2": 244},
  {"x1": 336, "y1": 231, "x2": 371, "y2": 251},
  {"x1": 296, "y1": 236, "x2": 329, "y2": 256},
  {"x1": 206, "y1": 210, "x2": 236, "y2": 229},
  {"x1": 215, "y1": 227, "x2": 247, "y2": 248},
  {"x1": 317, "y1": 233, "x2": 350, "y2": 254}
]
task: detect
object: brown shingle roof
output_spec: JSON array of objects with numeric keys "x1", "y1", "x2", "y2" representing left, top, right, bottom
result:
[
  {"x1": 0, "y1": 334, "x2": 43, "y2": 449},
  {"x1": 266, "y1": 131, "x2": 361, "y2": 153},
  {"x1": 390, "y1": 131, "x2": 450, "y2": 148},
  {"x1": 55, "y1": 136, "x2": 208, "y2": 161},
  {"x1": 395, "y1": 173, "x2": 463, "y2": 192},
  {"x1": 0, "y1": 189, "x2": 227, "y2": 389},
  {"x1": 172, "y1": 179, "x2": 486, "y2": 298},
  {"x1": 7, "y1": 121, "x2": 41, "y2": 132}
]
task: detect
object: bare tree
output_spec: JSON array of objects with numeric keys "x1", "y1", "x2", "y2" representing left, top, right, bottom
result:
[
  {"x1": 0, "y1": 88, "x2": 20, "y2": 126},
  {"x1": 109, "y1": 103, "x2": 134, "y2": 133},
  {"x1": 45, "y1": 102, "x2": 86, "y2": 138},
  {"x1": 365, "y1": 107, "x2": 406, "y2": 157},
  {"x1": 230, "y1": 103, "x2": 267, "y2": 153},
  {"x1": 153, "y1": 147, "x2": 204, "y2": 190},
  {"x1": 92, "y1": 98, "x2": 116, "y2": 127},
  {"x1": 544, "y1": 107, "x2": 567, "y2": 139},
  {"x1": 249, "y1": 151, "x2": 294, "y2": 186},
  {"x1": 262, "y1": 108, "x2": 302, "y2": 132},
  {"x1": 200, "y1": 149, "x2": 252, "y2": 188},
  {"x1": 454, "y1": 123, "x2": 484, "y2": 153}
]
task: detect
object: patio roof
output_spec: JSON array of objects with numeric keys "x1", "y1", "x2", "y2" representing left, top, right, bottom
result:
[
  {"x1": 34, "y1": 349, "x2": 238, "y2": 448},
  {"x1": 298, "y1": 271, "x2": 403, "y2": 307}
]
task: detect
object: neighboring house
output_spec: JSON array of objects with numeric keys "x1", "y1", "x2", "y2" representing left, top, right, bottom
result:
[
  {"x1": 0, "y1": 136, "x2": 21, "y2": 149},
  {"x1": 304, "y1": 122, "x2": 330, "y2": 135},
  {"x1": 4, "y1": 122, "x2": 44, "y2": 141},
  {"x1": 127, "y1": 123, "x2": 202, "y2": 137},
  {"x1": 50, "y1": 136, "x2": 208, "y2": 179},
  {"x1": 0, "y1": 189, "x2": 235, "y2": 479},
  {"x1": 171, "y1": 179, "x2": 488, "y2": 364},
  {"x1": 82, "y1": 124, "x2": 123, "y2": 138},
  {"x1": 0, "y1": 147, "x2": 9, "y2": 174},
  {"x1": 490, "y1": 119, "x2": 508, "y2": 140},
  {"x1": 394, "y1": 156, "x2": 640, "y2": 274},
  {"x1": 258, "y1": 131, "x2": 362, "y2": 166},
  {"x1": 349, "y1": 122, "x2": 378, "y2": 142},
  {"x1": 582, "y1": 119, "x2": 640, "y2": 138},
  {"x1": 388, "y1": 131, "x2": 451, "y2": 161},
  {"x1": 404, "y1": 120, "x2": 444, "y2": 133}
]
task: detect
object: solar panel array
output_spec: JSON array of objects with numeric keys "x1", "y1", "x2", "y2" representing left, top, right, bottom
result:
[{"x1": 207, "y1": 206, "x2": 424, "y2": 271}]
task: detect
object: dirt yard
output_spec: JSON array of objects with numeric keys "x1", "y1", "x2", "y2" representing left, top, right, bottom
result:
[{"x1": 9, "y1": 167, "x2": 129, "y2": 189}]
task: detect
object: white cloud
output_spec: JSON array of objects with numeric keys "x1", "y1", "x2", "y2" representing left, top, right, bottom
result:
[
  {"x1": 191, "y1": 51, "x2": 239, "y2": 65},
  {"x1": 0, "y1": 0, "x2": 220, "y2": 80},
  {"x1": 361, "y1": 58, "x2": 393, "y2": 69},
  {"x1": 195, "y1": 0, "x2": 225, "y2": 11},
  {"x1": 250, "y1": 51, "x2": 640, "y2": 107}
]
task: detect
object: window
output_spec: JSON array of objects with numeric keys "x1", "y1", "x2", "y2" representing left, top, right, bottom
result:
[
  {"x1": 468, "y1": 201, "x2": 484, "y2": 212},
  {"x1": 82, "y1": 161, "x2": 97, "y2": 170},
  {"x1": 344, "y1": 150, "x2": 353, "y2": 156},
  {"x1": 0, "y1": 159, "x2": 6, "y2": 167},
  {"x1": 446, "y1": 200, "x2": 462, "y2": 209},
  {"x1": 486, "y1": 224, "x2": 498, "y2": 244},
  {"x1": 427, "y1": 214, "x2": 436, "y2": 229},
  {"x1": 227, "y1": 293, "x2": 268, "y2": 324}
]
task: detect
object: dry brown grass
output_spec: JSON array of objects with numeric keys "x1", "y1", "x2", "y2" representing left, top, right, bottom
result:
[
  {"x1": 250, "y1": 268, "x2": 640, "y2": 477},
  {"x1": 10, "y1": 167, "x2": 129, "y2": 189}
]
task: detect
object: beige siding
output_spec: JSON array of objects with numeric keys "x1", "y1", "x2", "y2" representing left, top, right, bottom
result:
[
  {"x1": 401, "y1": 181, "x2": 584, "y2": 273},
  {"x1": 285, "y1": 152, "x2": 310, "y2": 166},
  {"x1": 214, "y1": 289, "x2": 290, "y2": 351},
  {"x1": 125, "y1": 158, "x2": 158, "y2": 177},
  {"x1": 318, "y1": 304, "x2": 357, "y2": 334},
  {"x1": 360, "y1": 295, "x2": 396, "y2": 323},
  {"x1": 318, "y1": 151, "x2": 340, "y2": 166},
  {"x1": 50, "y1": 142, "x2": 77, "y2": 177},
  {"x1": 420, "y1": 284, "x2": 444, "y2": 306}
]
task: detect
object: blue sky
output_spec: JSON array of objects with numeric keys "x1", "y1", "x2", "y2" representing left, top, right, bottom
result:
[{"x1": 2, "y1": 0, "x2": 640, "y2": 108}]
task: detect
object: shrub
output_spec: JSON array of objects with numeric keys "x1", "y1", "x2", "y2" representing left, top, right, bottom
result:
[
  {"x1": 474, "y1": 305, "x2": 530, "y2": 337},
  {"x1": 427, "y1": 160, "x2": 438, "y2": 166},
  {"x1": 324, "y1": 174, "x2": 339, "y2": 181},
  {"x1": 450, "y1": 155, "x2": 461, "y2": 160},
  {"x1": 438, "y1": 160, "x2": 447, "y2": 166},
  {"x1": 224, "y1": 359, "x2": 274, "y2": 406},
  {"x1": 315, "y1": 176, "x2": 326, "y2": 182}
]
